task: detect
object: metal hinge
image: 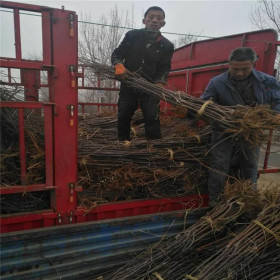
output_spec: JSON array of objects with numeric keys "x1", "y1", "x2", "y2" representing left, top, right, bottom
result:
[{"x1": 57, "y1": 212, "x2": 62, "y2": 224}]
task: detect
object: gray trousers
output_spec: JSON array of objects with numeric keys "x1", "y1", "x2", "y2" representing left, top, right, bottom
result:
[{"x1": 208, "y1": 131, "x2": 260, "y2": 203}]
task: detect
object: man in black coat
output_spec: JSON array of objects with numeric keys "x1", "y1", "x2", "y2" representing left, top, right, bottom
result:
[{"x1": 111, "y1": 6, "x2": 174, "y2": 140}]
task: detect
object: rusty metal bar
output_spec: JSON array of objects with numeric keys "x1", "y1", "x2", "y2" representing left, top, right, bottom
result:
[
  {"x1": 44, "y1": 104, "x2": 54, "y2": 186},
  {"x1": 18, "y1": 107, "x2": 26, "y2": 184},
  {"x1": 82, "y1": 66, "x2": 85, "y2": 87},
  {"x1": 77, "y1": 86, "x2": 119, "y2": 91},
  {"x1": 7, "y1": 67, "x2": 11, "y2": 83},
  {"x1": 78, "y1": 102, "x2": 117, "y2": 107},
  {"x1": 0, "y1": 58, "x2": 54, "y2": 70},
  {"x1": 0, "y1": 184, "x2": 57, "y2": 195},
  {"x1": 13, "y1": 8, "x2": 22, "y2": 60},
  {"x1": 0, "y1": 1, "x2": 51, "y2": 12},
  {"x1": 263, "y1": 129, "x2": 273, "y2": 170},
  {"x1": 41, "y1": 10, "x2": 52, "y2": 65},
  {"x1": 258, "y1": 168, "x2": 280, "y2": 175},
  {"x1": 0, "y1": 101, "x2": 54, "y2": 108}
]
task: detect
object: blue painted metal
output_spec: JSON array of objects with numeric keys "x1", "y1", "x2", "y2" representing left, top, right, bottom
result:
[{"x1": 0, "y1": 208, "x2": 207, "y2": 279}]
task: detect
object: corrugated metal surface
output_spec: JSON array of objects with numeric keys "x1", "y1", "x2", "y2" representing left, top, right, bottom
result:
[{"x1": 0, "y1": 208, "x2": 207, "y2": 280}]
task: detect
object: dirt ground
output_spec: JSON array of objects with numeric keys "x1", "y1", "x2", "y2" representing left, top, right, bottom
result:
[
  {"x1": 258, "y1": 139, "x2": 279, "y2": 188},
  {"x1": 257, "y1": 173, "x2": 280, "y2": 188}
]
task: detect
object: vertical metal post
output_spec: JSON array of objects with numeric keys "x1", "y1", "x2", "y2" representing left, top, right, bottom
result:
[
  {"x1": 42, "y1": 10, "x2": 52, "y2": 65},
  {"x1": 241, "y1": 34, "x2": 247, "y2": 47},
  {"x1": 22, "y1": 70, "x2": 40, "y2": 101},
  {"x1": 44, "y1": 104, "x2": 54, "y2": 186},
  {"x1": 13, "y1": 8, "x2": 22, "y2": 60},
  {"x1": 185, "y1": 70, "x2": 190, "y2": 94},
  {"x1": 18, "y1": 108, "x2": 26, "y2": 184},
  {"x1": 51, "y1": 9, "x2": 78, "y2": 223},
  {"x1": 263, "y1": 130, "x2": 273, "y2": 170},
  {"x1": 97, "y1": 73, "x2": 101, "y2": 88},
  {"x1": 8, "y1": 68, "x2": 11, "y2": 83},
  {"x1": 82, "y1": 66, "x2": 85, "y2": 87}
]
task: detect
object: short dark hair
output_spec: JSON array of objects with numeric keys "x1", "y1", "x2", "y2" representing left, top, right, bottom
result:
[
  {"x1": 144, "y1": 6, "x2": 165, "y2": 19},
  {"x1": 229, "y1": 47, "x2": 257, "y2": 63}
]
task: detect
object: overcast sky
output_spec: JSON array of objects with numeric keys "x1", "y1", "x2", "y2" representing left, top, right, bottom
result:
[{"x1": 0, "y1": 0, "x2": 263, "y2": 59}]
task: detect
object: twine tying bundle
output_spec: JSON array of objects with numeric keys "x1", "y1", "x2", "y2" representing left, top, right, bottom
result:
[{"x1": 197, "y1": 100, "x2": 213, "y2": 118}]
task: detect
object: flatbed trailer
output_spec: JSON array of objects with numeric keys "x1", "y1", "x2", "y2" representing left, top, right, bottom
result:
[{"x1": 0, "y1": 1, "x2": 279, "y2": 278}]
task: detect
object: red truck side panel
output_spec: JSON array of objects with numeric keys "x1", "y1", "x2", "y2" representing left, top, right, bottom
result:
[{"x1": 0, "y1": 1, "x2": 279, "y2": 233}]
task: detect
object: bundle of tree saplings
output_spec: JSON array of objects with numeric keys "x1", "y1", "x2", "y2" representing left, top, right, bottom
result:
[
  {"x1": 0, "y1": 88, "x2": 46, "y2": 186},
  {"x1": 102, "y1": 181, "x2": 280, "y2": 280},
  {"x1": 185, "y1": 188, "x2": 280, "y2": 280},
  {"x1": 78, "y1": 112, "x2": 211, "y2": 206},
  {"x1": 1, "y1": 87, "x2": 48, "y2": 214},
  {"x1": 84, "y1": 61, "x2": 279, "y2": 146},
  {"x1": 1, "y1": 85, "x2": 210, "y2": 211}
]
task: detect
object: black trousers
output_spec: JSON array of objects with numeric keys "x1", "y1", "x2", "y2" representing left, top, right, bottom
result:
[{"x1": 117, "y1": 86, "x2": 161, "y2": 140}]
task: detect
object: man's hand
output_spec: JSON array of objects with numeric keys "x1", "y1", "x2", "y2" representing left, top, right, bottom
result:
[{"x1": 114, "y1": 63, "x2": 131, "y2": 81}]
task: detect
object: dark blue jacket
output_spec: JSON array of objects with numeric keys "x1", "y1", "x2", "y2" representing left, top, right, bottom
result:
[{"x1": 201, "y1": 69, "x2": 280, "y2": 113}]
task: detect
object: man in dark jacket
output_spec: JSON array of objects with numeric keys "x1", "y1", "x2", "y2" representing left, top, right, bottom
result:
[
  {"x1": 111, "y1": 6, "x2": 174, "y2": 140},
  {"x1": 201, "y1": 47, "x2": 280, "y2": 207}
]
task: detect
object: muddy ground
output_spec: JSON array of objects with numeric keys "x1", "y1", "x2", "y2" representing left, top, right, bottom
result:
[{"x1": 258, "y1": 141, "x2": 280, "y2": 187}]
